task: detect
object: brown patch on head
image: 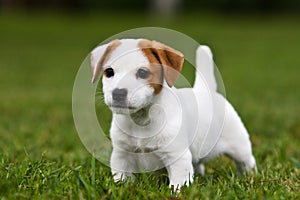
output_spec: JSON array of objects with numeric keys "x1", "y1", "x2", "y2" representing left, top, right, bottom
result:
[
  {"x1": 152, "y1": 41, "x2": 184, "y2": 87},
  {"x1": 91, "y1": 39, "x2": 121, "y2": 83},
  {"x1": 149, "y1": 64, "x2": 164, "y2": 95},
  {"x1": 138, "y1": 39, "x2": 184, "y2": 94},
  {"x1": 139, "y1": 39, "x2": 163, "y2": 94}
]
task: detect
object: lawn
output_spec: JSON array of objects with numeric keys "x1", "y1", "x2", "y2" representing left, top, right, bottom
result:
[{"x1": 0, "y1": 11, "x2": 299, "y2": 199}]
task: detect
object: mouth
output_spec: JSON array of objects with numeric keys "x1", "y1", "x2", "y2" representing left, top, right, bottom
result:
[
  {"x1": 110, "y1": 105, "x2": 136, "y2": 110},
  {"x1": 108, "y1": 102, "x2": 136, "y2": 110}
]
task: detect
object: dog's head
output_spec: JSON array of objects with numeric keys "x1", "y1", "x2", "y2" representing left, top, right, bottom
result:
[{"x1": 90, "y1": 39, "x2": 184, "y2": 114}]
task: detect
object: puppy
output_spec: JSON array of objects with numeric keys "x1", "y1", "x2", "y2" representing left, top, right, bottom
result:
[{"x1": 90, "y1": 39, "x2": 257, "y2": 189}]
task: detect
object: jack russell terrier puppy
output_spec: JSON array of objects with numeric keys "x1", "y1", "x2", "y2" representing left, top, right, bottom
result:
[{"x1": 90, "y1": 39, "x2": 257, "y2": 189}]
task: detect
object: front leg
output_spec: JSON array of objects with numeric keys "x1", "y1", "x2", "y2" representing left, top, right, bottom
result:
[
  {"x1": 110, "y1": 149, "x2": 136, "y2": 182},
  {"x1": 164, "y1": 150, "x2": 194, "y2": 189}
]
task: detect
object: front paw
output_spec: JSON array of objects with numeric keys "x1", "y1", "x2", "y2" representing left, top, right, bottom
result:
[
  {"x1": 168, "y1": 170, "x2": 194, "y2": 192},
  {"x1": 112, "y1": 171, "x2": 135, "y2": 182},
  {"x1": 169, "y1": 177, "x2": 193, "y2": 191},
  {"x1": 166, "y1": 151, "x2": 194, "y2": 191}
]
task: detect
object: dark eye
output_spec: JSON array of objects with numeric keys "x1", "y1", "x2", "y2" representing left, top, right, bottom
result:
[
  {"x1": 104, "y1": 67, "x2": 114, "y2": 78},
  {"x1": 137, "y1": 68, "x2": 150, "y2": 79}
]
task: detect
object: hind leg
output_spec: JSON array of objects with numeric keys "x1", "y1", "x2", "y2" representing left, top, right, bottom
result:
[
  {"x1": 218, "y1": 103, "x2": 257, "y2": 175},
  {"x1": 227, "y1": 152, "x2": 257, "y2": 175},
  {"x1": 221, "y1": 131, "x2": 257, "y2": 175}
]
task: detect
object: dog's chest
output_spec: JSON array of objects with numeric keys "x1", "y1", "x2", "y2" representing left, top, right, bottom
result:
[
  {"x1": 109, "y1": 88, "x2": 196, "y2": 154},
  {"x1": 113, "y1": 131, "x2": 160, "y2": 153},
  {"x1": 110, "y1": 113, "x2": 179, "y2": 153}
]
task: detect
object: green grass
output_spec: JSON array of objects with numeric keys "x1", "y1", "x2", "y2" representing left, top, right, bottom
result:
[{"x1": 0, "y1": 11, "x2": 300, "y2": 199}]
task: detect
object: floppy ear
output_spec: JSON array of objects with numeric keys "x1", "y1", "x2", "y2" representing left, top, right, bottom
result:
[
  {"x1": 151, "y1": 41, "x2": 184, "y2": 87},
  {"x1": 90, "y1": 39, "x2": 120, "y2": 83},
  {"x1": 138, "y1": 40, "x2": 184, "y2": 87}
]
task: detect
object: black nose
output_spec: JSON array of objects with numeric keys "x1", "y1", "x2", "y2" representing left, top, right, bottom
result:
[{"x1": 112, "y1": 88, "x2": 128, "y2": 102}]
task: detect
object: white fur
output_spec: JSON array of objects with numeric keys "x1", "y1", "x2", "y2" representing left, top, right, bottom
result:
[{"x1": 91, "y1": 39, "x2": 256, "y2": 189}]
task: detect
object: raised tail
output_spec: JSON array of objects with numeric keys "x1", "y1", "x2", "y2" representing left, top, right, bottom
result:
[{"x1": 193, "y1": 45, "x2": 217, "y2": 92}]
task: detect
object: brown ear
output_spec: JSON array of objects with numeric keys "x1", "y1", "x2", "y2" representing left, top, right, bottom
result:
[
  {"x1": 90, "y1": 39, "x2": 121, "y2": 83},
  {"x1": 139, "y1": 39, "x2": 184, "y2": 87},
  {"x1": 152, "y1": 41, "x2": 184, "y2": 87}
]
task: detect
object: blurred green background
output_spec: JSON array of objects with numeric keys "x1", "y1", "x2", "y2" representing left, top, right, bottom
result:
[{"x1": 0, "y1": 0, "x2": 299, "y2": 198}]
